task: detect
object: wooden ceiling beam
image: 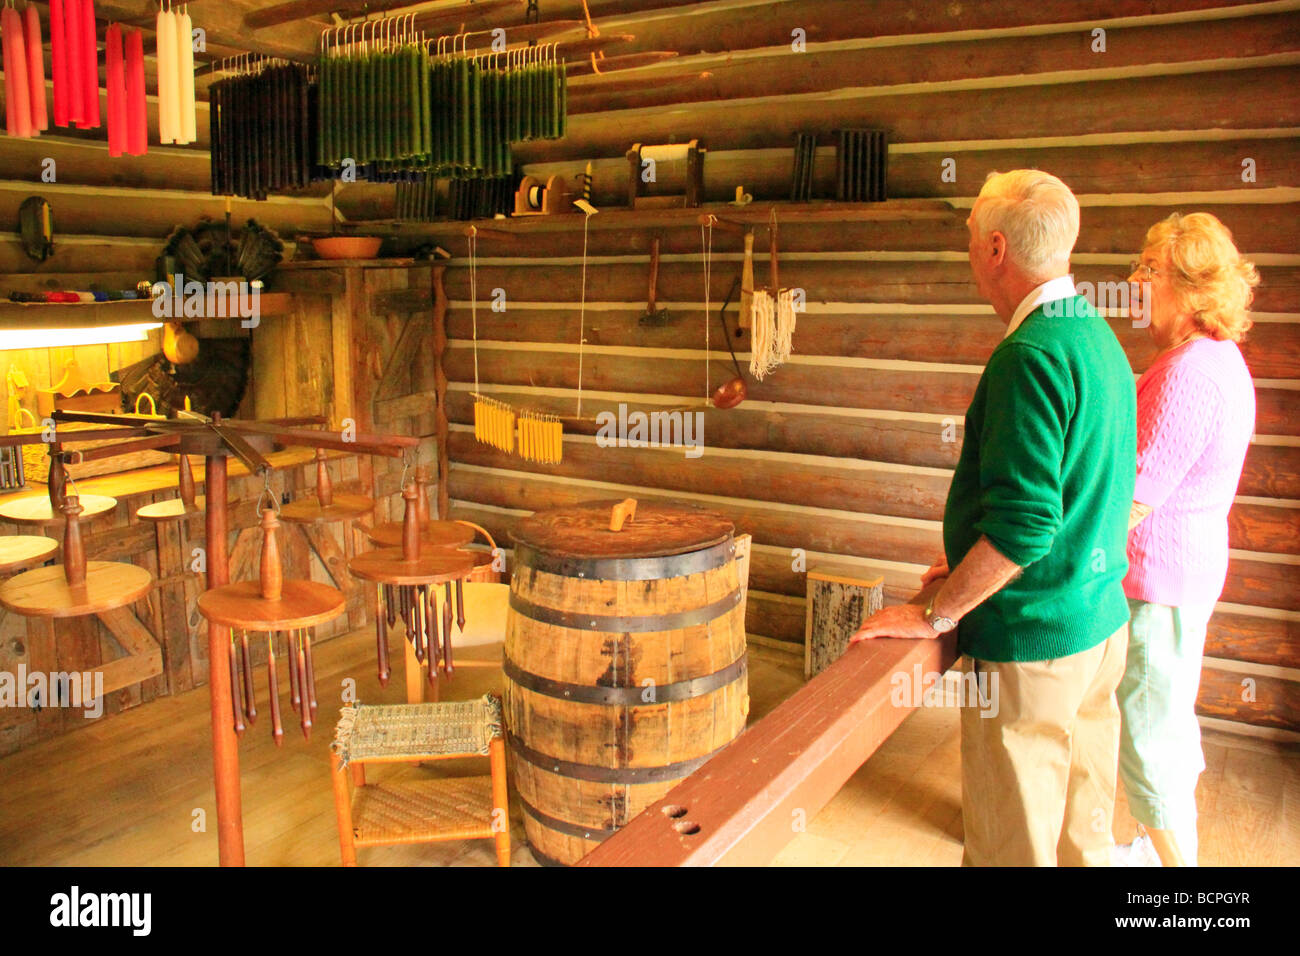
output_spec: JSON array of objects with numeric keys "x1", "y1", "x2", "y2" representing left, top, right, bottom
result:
[{"x1": 248, "y1": 0, "x2": 527, "y2": 33}]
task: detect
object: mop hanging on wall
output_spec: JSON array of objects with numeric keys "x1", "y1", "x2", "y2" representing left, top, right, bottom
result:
[{"x1": 749, "y1": 208, "x2": 797, "y2": 381}]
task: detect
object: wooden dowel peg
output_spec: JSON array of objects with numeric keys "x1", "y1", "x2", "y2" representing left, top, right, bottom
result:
[
  {"x1": 258, "y1": 508, "x2": 283, "y2": 602},
  {"x1": 266, "y1": 634, "x2": 283, "y2": 747},
  {"x1": 443, "y1": 581, "x2": 454, "y2": 676},
  {"x1": 240, "y1": 630, "x2": 257, "y2": 724},
  {"x1": 178, "y1": 454, "x2": 196, "y2": 508},
  {"x1": 414, "y1": 468, "x2": 431, "y2": 524},
  {"x1": 314, "y1": 449, "x2": 334, "y2": 508},
  {"x1": 376, "y1": 584, "x2": 390, "y2": 687},
  {"x1": 286, "y1": 630, "x2": 301, "y2": 713},
  {"x1": 303, "y1": 630, "x2": 317, "y2": 722},
  {"x1": 61, "y1": 496, "x2": 87, "y2": 587},
  {"x1": 228, "y1": 631, "x2": 246, "y2": 736},
  {"x1": 431, "y1": 587, "x2": 441, "y2": 686},
  {"x1": 296, "y1": 632, "x2": 312, "y2": 740},
  {"x1": 401, "y1": 483, "x2": 421, "y2": 563}
]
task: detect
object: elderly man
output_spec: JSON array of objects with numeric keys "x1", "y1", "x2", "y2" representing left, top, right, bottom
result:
[{"x1": 852, "y1": 170, "x2": 1136, "y2": 866}]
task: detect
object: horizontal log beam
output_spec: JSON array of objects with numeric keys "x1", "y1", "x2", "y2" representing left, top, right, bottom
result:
[
  {"x1": 514, "y1": 66, "x2": 1300, "y2": 162},
  {"x1": 564, "y1": 11, "x2": 1300, "y2": 116},
  {"x1": 590, "y1": 0, "x2": 1272, "y2": 59},
  {"x1": 445, "y1": 305, "x2": 1300, "y2": 381},
  {"x1": 1196, "y1": 667, "x2": 1300, "y2": 731}
]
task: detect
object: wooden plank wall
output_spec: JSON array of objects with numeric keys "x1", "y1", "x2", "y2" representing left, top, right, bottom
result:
[{"x1": 427, "y1": 1, "x2": 1300, "y2": 733}]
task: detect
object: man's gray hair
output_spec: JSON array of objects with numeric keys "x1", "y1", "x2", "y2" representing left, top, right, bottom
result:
[{"x1": 971, "y1": 170, "x2": 1080, "y2": 280}]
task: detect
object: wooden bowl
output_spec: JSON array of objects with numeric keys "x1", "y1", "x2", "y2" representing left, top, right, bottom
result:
[{"x1": 312, "y1": 236, "x2": 383, "y2": 260}]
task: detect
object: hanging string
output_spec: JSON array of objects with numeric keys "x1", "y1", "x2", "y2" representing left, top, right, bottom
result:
[
  {"x1": 576, "y1": 206, "x2": 592, "y2": 419},
  {"x1": 702, "y1": 220, "x2": 713, "y2": 402}
]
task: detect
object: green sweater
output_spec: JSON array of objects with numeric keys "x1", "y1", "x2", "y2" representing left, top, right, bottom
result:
[{"x1": 943, "y1": 296, "x2": 1136, "y2": 662}]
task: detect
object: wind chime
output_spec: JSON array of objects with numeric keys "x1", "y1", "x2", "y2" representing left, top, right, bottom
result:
[
  {"x1": 366, "y1": 466, "x2": 471, "y2": 549},
  {"x1": 349, "y1": 482, "x2": 474, "y2": 687},
  {"x1": 467, "y1": 226, "x2": 567, "y2": 464},
  {"x1": 197, "y1": 480, "x2": 346, "y2": 745}
]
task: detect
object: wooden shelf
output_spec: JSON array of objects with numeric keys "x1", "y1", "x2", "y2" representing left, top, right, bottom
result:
[
  {"x1": 277, "y1": 257, "x2": 419, "y2": 270},
  {"x1": 339, "y1": 199, "x2": 959, "y2": 241},
  {"x1": 0, "y1": 293, "x2": 295, "y2": 330}
]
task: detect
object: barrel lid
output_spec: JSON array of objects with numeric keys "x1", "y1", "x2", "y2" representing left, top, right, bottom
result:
[{"x1": 510, "y1": 500, "x2": 734, "y2": 560}]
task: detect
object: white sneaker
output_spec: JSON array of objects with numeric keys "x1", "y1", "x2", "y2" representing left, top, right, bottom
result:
[{"x1": 1112, "y1": 833, "x2": 1161, "y2": 867}]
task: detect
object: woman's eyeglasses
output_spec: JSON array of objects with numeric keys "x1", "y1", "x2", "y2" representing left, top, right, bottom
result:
[{"x1": 1129, "y1": 260, "x2": 1161, "y2": 280}]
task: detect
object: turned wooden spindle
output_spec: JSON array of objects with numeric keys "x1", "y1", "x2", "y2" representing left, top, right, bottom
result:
[
  {"x1": 178, "y1": 454, "x2": 196, "y2": 508},
  {"x1": 314, "y1": 449, "x2": 334, "y2": 508},
  {"x1": 401, "y1": 484, "x2": 421, "y2": 563},
  {"x1": 258, "y1": 508, "x2": 283, "y2": 602},
  {"x1": 61, "y1": 496, "x2": 87, "y2": 587},
  {"x1": 47, "y1": 444, "x2": 67, "y2": 512},
  {"x1": 414, "y1": 467, "x2": 431, "y2": 525}
]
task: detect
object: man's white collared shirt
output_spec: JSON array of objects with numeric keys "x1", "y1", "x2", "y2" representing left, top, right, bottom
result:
[{"x1": 1003, "y1": 274, "x2": 1078, "y2": 339}]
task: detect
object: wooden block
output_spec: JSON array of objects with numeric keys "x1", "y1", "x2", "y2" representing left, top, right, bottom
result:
[{"x1": 805, "y1": 563, "x2": 884, "y2": 679}]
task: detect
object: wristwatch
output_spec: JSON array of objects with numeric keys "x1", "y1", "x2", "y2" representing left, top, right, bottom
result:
[{"x1": 924, "y1": 594, "x2": 957, "y2": 634}]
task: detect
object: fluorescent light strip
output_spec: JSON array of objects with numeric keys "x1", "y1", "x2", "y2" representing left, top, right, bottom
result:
[{"x1": 0, "y1": 323, "x2": 161, "y2": 351}]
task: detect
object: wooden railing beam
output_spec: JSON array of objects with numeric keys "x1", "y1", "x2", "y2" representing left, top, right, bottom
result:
[{"x1": 578, "y1": 632, "x2": 958, "y2": 867}]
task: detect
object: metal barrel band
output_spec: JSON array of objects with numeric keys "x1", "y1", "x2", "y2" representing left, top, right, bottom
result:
[
  {"x1": 507, "y1": 730, "x2": 727, "y2": 784},
  {"x1": 527, "y1": 845, "x2": 570, "y2": 867},
  {"x1": 508, "y1": 587, "x2": 741, "y2": 633},
  {"x1": 511, "y1": 537, "x2": 735, "y2": 582},
  {"x1": 517, "y1": 793, "x2": 617, "y2": 843},
  {"x1": 504, "y1": 653, "x2": 747, "y2": 706}
]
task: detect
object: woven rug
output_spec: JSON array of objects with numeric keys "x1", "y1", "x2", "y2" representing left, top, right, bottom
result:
[{"x1": 332, "y1": 694, "x2": 502, "y2": 767}]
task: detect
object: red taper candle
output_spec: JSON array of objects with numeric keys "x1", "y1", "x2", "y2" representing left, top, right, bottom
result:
[
  {"x1": 64, "y1": 0, "x2": 84, "y2": 126},
  {"x1": 124, "y1": 28, "x2": 145, "y2": 155},
  {"x1": 79, "y1": 0, "x2": 100, "y2": 128},
  {"x1": 50, "y1": 0, "x2": 68, "y2": 127},
  {"x1": 2, "y1": 7, "x2": 33, "y2": 138},
  {"x1": 25, "y1": 5, "x2": 48, "y2": 132},
  {"x1": 105, "y1": 23, "x2": 124, "y2": 157}
]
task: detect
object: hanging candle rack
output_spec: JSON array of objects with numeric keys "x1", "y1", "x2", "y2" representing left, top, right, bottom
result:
[
  {"x1": 349, "y1": 482, "x2": 474, "y2": 687},
  {"x1": 197, "y1": 487, "x2": 346, "y2": 744}
]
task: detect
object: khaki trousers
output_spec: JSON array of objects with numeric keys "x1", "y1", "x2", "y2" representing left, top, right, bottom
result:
[{"x1": 960, "y1": 623, "x2": 1129, "y2": 867}]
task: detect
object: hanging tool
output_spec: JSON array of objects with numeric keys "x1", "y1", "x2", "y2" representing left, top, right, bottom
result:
[{"x1": 639, "y1": 237, "x2": 668, "y2": 327}]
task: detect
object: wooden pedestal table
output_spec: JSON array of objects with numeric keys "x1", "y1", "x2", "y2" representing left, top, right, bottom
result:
[
  {"x1": 199, "y1": 508, "x2": 347, "y2": 745},
  {"x1": 0, "y1": 536, "x2": 59, "y2": 576},
  {"x1": 0, "y1": 493, "x2": 117, "y2": 526},
  {"x1": 365, "y1": 473, "x2": 473, "y2": 552},
  {"x1": 350, "y1": 484, "x2": 478, "y2": 704},
  {"x1": 0, "y1": 497, "x2": 163, "y2": 701}
]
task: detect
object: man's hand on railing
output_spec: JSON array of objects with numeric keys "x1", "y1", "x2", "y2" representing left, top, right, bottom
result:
[{"x1": 850, "y1": 602, "x2": 940, "y2": 643}]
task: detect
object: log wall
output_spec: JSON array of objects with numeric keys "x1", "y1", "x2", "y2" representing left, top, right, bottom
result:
[{"x1": 423, "y1": 1, "x2": 1300, "y2": 733}]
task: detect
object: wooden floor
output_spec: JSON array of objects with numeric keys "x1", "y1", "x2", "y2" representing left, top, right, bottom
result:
[{"x1": 0, "y1": 629, "x2": 1295, "y2": 866}]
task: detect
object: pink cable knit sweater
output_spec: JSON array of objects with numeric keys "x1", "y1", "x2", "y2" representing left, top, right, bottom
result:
[{"x1": 1124, "y1": 336, "x2": 1256, "y2": 607}]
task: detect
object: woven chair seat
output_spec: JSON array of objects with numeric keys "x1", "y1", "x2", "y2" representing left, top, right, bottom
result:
[
  {"x1": 333, "y1": 695, "x2": 503, "y2": 766},
  {"x1": 352, "y1": 777, "x2": 497, "y2": 846}
]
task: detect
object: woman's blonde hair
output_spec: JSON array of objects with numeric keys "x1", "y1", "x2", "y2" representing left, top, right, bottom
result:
[{"x1": 1142, "y1": 212, "x2": 1259, "y2": 342}]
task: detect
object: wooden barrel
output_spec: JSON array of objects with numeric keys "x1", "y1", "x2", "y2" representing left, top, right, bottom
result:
[{"x1": 504, "y1": 499, "x2": 749, "y2": 865}]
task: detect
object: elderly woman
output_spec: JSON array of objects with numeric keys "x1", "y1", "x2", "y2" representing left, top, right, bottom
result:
[{"x1": 1116, "y1": 212, "x2": 1259, "y2": 867}]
